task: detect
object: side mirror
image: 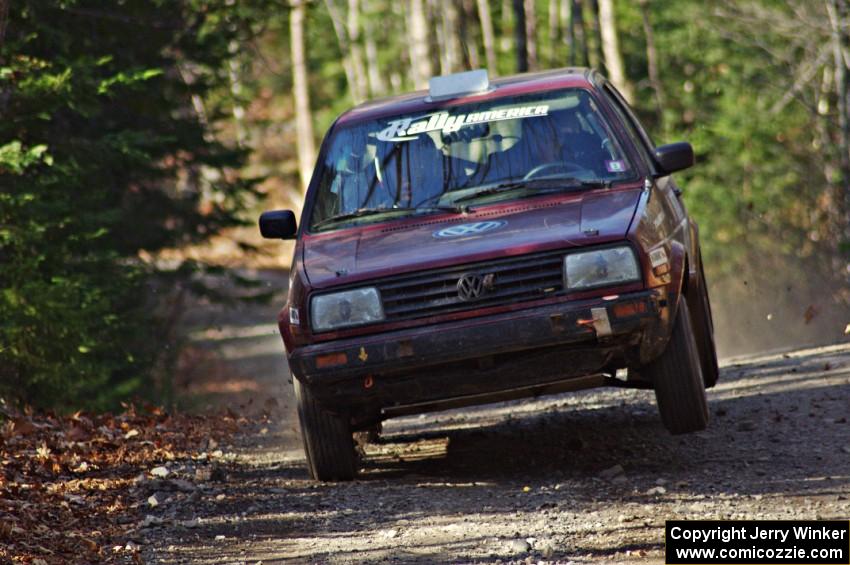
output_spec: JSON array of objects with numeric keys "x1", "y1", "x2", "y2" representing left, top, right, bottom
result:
[
  {"x1": 654, "y1": 142, "x2": 694, "y2": 174},
  {"x1": 259, "y1": 210, "x2": 298, "y2": 239}
]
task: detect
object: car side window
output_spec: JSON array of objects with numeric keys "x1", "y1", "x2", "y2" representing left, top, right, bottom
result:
[{"x1": 602, "y1": 84, "x2": 657, "y2": 173}]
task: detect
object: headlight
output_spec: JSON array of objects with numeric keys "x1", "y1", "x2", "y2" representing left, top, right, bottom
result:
[
  {"x1": 310, "y1": 287, "x2": 384, "y2": 331},
  {"x1": 564, "y1": 246, "x2": 640, "y2": 290}
]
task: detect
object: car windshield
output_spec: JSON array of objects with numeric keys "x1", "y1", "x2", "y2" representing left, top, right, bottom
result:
[{"x1": 309, "y1": 88, "x2": 634, "y2": 232}]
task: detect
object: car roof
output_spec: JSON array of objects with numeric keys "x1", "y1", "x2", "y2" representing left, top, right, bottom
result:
[{"x1": 336, "y1": 67, "x2": 596, "y2": 127}]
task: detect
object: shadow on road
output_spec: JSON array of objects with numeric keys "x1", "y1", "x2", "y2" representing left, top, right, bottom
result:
[{"x1": 156, "y1": 286, "x2": 850, "y2": 565}]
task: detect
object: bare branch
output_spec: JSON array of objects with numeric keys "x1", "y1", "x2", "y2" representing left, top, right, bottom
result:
[{"x1": 770, "y1": 44, "x2": 832, "y2": 114}]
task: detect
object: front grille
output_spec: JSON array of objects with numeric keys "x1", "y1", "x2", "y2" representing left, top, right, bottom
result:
[{"x1": 378, "y1": 250, "x2": 566, "y2": 322}]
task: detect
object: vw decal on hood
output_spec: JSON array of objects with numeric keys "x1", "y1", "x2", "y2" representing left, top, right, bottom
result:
[{"x1": 433, "y1": 220, "x2": 507, "y2": 239}]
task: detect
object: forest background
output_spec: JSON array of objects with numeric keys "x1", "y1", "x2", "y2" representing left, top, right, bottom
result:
[{"x1": 1, "y1": 0, "x2": 849, "y2": 411}]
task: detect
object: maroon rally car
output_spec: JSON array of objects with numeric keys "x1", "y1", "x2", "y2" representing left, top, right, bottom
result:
[{"x1": 260, "y1": 68, "x2": 719, "y2": 481}]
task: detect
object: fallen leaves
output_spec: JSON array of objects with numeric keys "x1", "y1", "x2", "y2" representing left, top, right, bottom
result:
[
  {"x1": 0, "y1": 404, "x2": 251, "y2": 564},
  {"x1": 803, "y1": 304, "x2": 819, "y2": 324}
]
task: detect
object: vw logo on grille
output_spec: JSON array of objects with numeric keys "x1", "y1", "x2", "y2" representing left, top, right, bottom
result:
[
  {"x1": 434, "y1": 220, "x2": 506, "y2": 238},
  {"x1": 457, "y1": 273, "x2": 485, "y2": 301}
]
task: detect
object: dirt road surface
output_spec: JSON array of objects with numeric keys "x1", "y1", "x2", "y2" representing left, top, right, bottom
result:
[{"x1": 137, "y1": 297, "x2": 850, "y2": 565}]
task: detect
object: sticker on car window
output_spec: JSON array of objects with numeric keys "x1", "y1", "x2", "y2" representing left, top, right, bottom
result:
[
  {"x1": 376, "y1": 105, "x2": 549, "y2": 143},
  {"x1": 605, "y1": 160, "x2": 627, "y2": 173}
]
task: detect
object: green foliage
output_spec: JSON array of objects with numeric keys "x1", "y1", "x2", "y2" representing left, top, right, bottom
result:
[
  {"x1": 612, "y1": 1, "x2": 841, "y2": 284},
  {"x1": 0, "y1": 1, "x2": 263, "y2": 410}
]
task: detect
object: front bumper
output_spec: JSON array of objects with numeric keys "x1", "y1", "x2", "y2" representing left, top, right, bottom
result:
[{"x1": 289, "y1": 290, "x2": 668, "y2": 415}]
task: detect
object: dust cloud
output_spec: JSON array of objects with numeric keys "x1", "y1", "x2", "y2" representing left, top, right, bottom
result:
[{"x1": 709, "y1": 263, "x2": 850, "y2": 359}]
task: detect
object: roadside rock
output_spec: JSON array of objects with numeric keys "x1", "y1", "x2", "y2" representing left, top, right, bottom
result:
[
  {"x1": 150, "y1": 466, "x2": 170, "y2": 478},
  {"x1": 505, "y1": 539, "x2": 531, "y2": 553},
  {"x1": 599, "y1": 464, "x2": 624, "y2": 479}
]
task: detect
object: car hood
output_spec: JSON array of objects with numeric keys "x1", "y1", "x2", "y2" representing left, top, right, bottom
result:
[{"x1": 302, "y1": 188, "x2": 642, "y2": 288}]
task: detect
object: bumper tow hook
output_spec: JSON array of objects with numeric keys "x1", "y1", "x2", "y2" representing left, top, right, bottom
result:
[{"x1": 577, "y1": 307, "x2": 613, "y2": 337}]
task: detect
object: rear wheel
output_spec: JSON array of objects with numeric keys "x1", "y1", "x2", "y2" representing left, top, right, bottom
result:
[
  {"x1": 691, "y1": 262, "x2": 720, "y2": 388},
  {"x1": 647, "y1": 300, "x2": 709, "y2": 435},
  {"x1": 294, "y1": 377, "x2": 357, "y2": 481}
]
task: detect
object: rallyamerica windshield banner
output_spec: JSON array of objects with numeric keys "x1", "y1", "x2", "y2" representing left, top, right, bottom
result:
[
  {"x1": 665, "y1": 520, "x2": 849, "y2": 564},
  {"x1": 375, "y1": 104, "x2": 550, "y2": 142}
]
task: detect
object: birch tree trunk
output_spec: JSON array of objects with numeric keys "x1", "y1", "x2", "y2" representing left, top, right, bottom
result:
[
  {"x1": 560, "y1": 0, "x2": 574, "y2": 65},
  {"x1": 439, "y1": 0, "x2": 463, "y2": 74},
  {"x1": 408, "y1": 0, "x2": 432, "y2": 88},
  {"x1": 227, "y1": 41, "x2": 247, "y2": 147},
  {"x1": 501, "y1": 0, "x2": 514, "y2": 55},
  {"x1": 362, "y1": 0, "x2": 385, "y2": 96},
  {"x1": 548, "y1": 0, "x2": 560, "y2": 66},
  {"x1": 638, "y1": 0, "x2": 664, "y2": 124},
  {"x1": 524, "y1": 0, "x2": 538, "y2": 70},
  {"x1": 291, "y1": 0, "x2": 316, "y2": 193},
  {"x1": 598, "y1": 0, "x2": 634, "y2": 102},
  {"x1": 513, "y1": 0, "x2": 528, "y2": 72},
  {"x1": 346, "y1": 0, "x2": 369, "y2": 100},
  {"x1": 476, "y1": 0, "x2": 498, "y2": 74},
  {"x1": 325, "y1": 0, "x2": 364, "y2": 102}
]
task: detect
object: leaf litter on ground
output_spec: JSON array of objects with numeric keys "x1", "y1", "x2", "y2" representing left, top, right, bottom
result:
[{"x1": 0, "y1": 403, "x2": 259, "y2": 564}]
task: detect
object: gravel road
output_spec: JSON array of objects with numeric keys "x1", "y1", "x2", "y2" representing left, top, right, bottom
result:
[{"x1": 140, "y1": 329, "x2": 850, "y2": 564}]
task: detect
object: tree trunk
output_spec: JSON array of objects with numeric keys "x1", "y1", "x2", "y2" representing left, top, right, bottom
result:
[
  {"x1": 586, "y1": 0, "x2": 602, "y2": 70},
  {"x1": 227, "y1": 40, "x2": 247, "y2": 147},
  {"x1": 324, "y1": 0, "x2": 366, "y2": 103},
  {"x1": 476, "y1": 0, "x2": 498, "y2": 74},
  {"x1": 408, "y1": 0, "x2": 432, "y2": 88},
  {"x1": 548, "y1": 0, "x2": 560, "y2": 66},
  {"x1": 524, "y1": 0, "x2": 538, "y2": 70},
  {"x1": 501, "y1": 0, "x2": 514, "y2": 55},
  {"x1": 513, "y1": 0, "x2": 528, "y2": 72},
  {"x1": 597, "y1": 0, "x2": 633, "y2": 102},
  {"x1": 0, "y1": 0, "x2": 9, "y2": 51},
  {"x1": 571, "y1": 0, "x2": 588, "y2": 66},
  {"x1": 638, "y1": 0, "x2": 664, "y2": 125},
  {"x1": 346, "y1": 0, "x2": 369, "y2": 100},
  {"x1": 362, "y1": 0, "x2": 385, "y2": 96},
  {"x1": 431, "y1": 0, "x2": 446, "y2": 73},
  {"x1": 435, "y1": 0, "x2": 462, "y2": 74},
  {"x1": 826, "y1": 0, "x2": 850, "y2": 234},
  {"x1": 460, "y1": 0, "x2": 481, "y2": 70},
  {"x1": 560, "y1": 0, "x2": 574, "y2": 65},
  {"x1": 291, "y1": 0, "x2": 317, "y2": 194}
]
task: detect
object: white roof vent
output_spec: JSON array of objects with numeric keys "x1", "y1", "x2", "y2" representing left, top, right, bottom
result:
[{"x1": 428, "y1": 69, "x2": 490, "y2": 101}]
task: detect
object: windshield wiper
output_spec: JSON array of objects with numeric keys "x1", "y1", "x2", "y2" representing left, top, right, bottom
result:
[
  {"x1": 413, "y1": 204, "x2": 469, "y2": 214},
  {"x1": 450, "y1": 178, "x2": 611, "y2": 204},
  {"x1": 312, "y1": 205, "x2": 465, "y2": 230},
  {"x1": 534, "y1": 179, "x2": 613, "y2": 193},
  {"x1": 312, "y1": 207, "x2": 410, "y2": 229}
]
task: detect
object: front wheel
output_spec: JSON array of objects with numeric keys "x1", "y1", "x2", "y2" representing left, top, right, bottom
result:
[
  {"x1": 691, "y1": 262, "x2": 720, "y2": 388},
  {"x1": 294, "y1": 377, "x2": 357, "y2": 481},
  {"x1": 647, "y1": 300, "x2": 709, "y2": 435}
]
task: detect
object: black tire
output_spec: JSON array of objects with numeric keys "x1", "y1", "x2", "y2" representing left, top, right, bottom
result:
[
  {"x1": 293, "y1": 377, "x2": 357, "y2": 481},
  {"x1": 647, "y1": 300, "x2": 709, "y2": 435},
  {"x1": 691, "y1": 262, "x2": 720, "y2": 388}
]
